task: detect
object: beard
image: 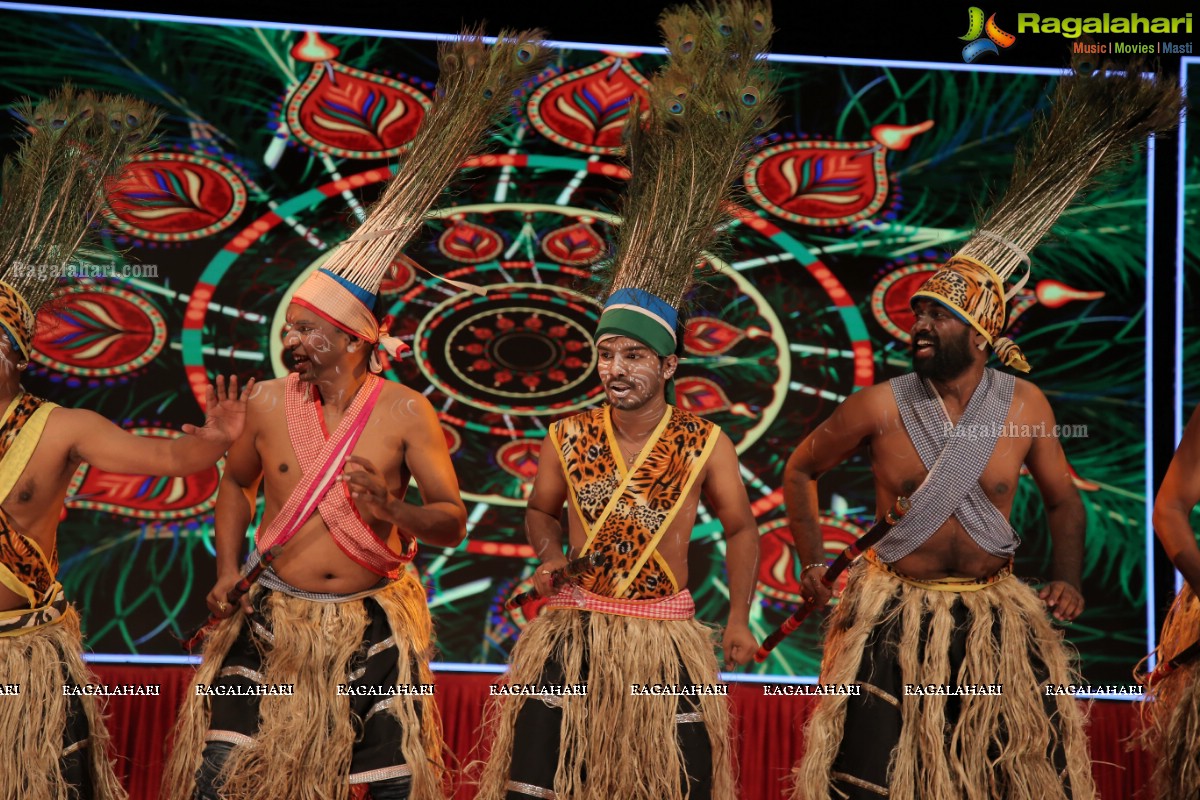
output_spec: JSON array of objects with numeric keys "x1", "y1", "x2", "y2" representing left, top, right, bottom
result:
[{"x1": 912, "y1": 329, "x2": 975, "y2": 381}]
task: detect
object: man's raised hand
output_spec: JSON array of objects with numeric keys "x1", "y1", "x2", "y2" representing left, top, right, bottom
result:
[{"x1": 183, "y1": 375, "x2": 255, "y2": 446}]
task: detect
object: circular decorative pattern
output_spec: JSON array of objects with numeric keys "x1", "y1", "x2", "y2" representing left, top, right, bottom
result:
[
  {"x1": 871, "y1": 262, "x2": 940, "y2": 343},
  {"x1": 414, "y1": 283, "x2": 601, "y2": 416},
  {"x1": 33, "y1": 284, "x2": 168, "y2": 377},
  {"x1": 105, "y1": 153, "x2": 248, "y2": 242},
  {"x1": 182, "y1": 164, "x2": 855, "y2": 513}
]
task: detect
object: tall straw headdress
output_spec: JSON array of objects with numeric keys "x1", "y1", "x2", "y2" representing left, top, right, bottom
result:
[
  {"x1": 291, "y1": 28, "x2": 550, "y2": 371},
  {"x1": 593, "y1": 0, "x2": 779, "y2": 358},
  {"x1": 0, "y1": 83, "x2": 161, "y2": 360},
  {"x1": 913, "y1": 55, "x2": 1183, "y2": 372}
]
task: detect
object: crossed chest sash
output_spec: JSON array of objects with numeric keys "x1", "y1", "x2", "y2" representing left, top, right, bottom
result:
[
  {"x1": 254, "y1": 373, "x2": 414, "y2": 579},
  {"x1": 0, "y1": 392, "x2": 69, "y2": 635},
  {"x1": 550, "y1": 405, "x2": 719, "y2": 600},
  {"x1": 875, "y1": 368, "x2": 1020, "y2": 562}
]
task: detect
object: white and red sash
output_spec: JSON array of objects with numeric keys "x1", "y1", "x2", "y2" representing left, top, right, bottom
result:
[{"x1": 254, "y1": 373, "x2": 414, "y2": 578}]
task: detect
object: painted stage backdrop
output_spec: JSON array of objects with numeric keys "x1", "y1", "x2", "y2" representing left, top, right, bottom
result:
[
  {"x1": 1181, "y1": 59, "x2": 1200, "y2": 590},
  {"x1": 0, "y1": 8, "x2": 1160, "y2": 683}
]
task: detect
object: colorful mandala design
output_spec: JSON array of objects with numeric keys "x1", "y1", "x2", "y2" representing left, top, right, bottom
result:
[
  {"x1": 32, "y1": 285, "x2": 168, "y2": 377},
  {"x1": 105, "y1": 153, "x2": 248, "y2": 242}
]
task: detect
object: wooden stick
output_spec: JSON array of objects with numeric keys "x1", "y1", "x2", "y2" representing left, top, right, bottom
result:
[
  {"x1": 754, "y1": 497, "x2": 910, "y2": 663},
  {"x1": 181, "y1": 545, "x2": 283, "y2": 652}
]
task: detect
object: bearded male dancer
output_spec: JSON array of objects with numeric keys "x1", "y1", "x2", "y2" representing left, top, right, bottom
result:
[
  {"x1": 0, "y1": 86, "x2": 251, "y2": 800},
  {"x1": 789, "y1": 58, "x2": 1181, "y2": 800},
  {"x1": 475, "y1": 3, "x2": 775, "y2": 798},
  {"x1": 162, "y1": 28, "x2": 549, "y2": 800},
  {"x1": 1139, "y1": 400, "x2": 1200, "y2": 800}
]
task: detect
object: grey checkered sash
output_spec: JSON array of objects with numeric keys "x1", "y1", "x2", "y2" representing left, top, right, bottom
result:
[{"x1": 874, "y1": 367, "x2": 1019, "y2": 561}]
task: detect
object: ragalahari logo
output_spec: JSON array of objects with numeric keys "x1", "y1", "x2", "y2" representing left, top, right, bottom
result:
[{"x1": 960, "y1": 8, "x2": 1017, "y2": 62}]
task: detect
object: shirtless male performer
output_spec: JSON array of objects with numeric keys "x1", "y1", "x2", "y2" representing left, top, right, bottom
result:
[
  {"x1": 786, "y1": 296, "x2": 1094, "y2": 799},
  {"x1": 163, "y1": 303, "x2": 466, "y2": 800},
  {"x1": 785, "y1": 51, "x2": 1183, "y2": 800},
  {"x1": 475, "y1": 325, "x2": 760, "y2": 800},
  {"x1": 1140, "y1": 400, "x2": 1200, "y2": 799},
  {"x1": 0, "y1": 83, "x2": 252, "y2": 800},
  {"x1": 0, "y1": 305, "x2": 250, "y2": 800},
  {"x1": 163, "y1": 24, "x2": 557, "y2": 800}
]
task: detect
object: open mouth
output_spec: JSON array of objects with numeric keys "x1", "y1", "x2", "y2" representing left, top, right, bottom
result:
[
  {"x1": 290, "y1": 352, "x2": 312, "y2": 370},
  {"x1": 606, "y1": 382, "x2": 632, "y2": 400},
  {"x1": 913, "y1": 337, "x2": 937, "y2": 358}
]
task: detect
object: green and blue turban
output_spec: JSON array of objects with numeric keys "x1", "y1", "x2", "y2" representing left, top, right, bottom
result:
[{"x1": 594, "y1": 288, "x2": 678, "y2": 356}]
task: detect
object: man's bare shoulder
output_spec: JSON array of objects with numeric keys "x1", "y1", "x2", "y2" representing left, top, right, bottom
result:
[
  {"x1": 246, "y1": 376, "x2": 289, "y2": 406},
  {"x1": 838, "y1": 381, "x2": 897, "y2": 420},
  {"x1": 1011, "y1": 376, "x2": 1051, "y2": 416},
  {"x1": 45, "y1": 405, "x2": 108, "y2": 435},
  {"x1": 374, "y1": 380, "x2": 438, "y2": 426}
]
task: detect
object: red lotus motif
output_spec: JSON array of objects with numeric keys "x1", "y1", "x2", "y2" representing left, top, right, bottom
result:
[
  {"x1": 757, "y1": 517, "x2": 863, "y2": 605},
  {"x1": 285, "y1": 61, "x2": 432, "y2": 159},
  {"x1": 675, "y1": 376, "x2": 753, "y2": 417},
  {"x1": 684, "y1": 317, "x2": 766, "y2": 357},
  {"x1": 105, "y1": 153, "x2": 247, "y2": 242},
  {"x1": 438, "y1": 219, "x2": 505, "y2": 264},
  {"x1": 870, "y1": 263, "x2": 941, "y2": 343},
  {"x1": 33, "y1": 285, "x2": 167, "y2": 377},
  {"x1": 526, "y1": 56, "x2": 651, "y2": 154},
  {"x1": 66, "y1": 428, "x2": 220, "y2": 520},
  {"x1": 745, "y1": 140, "x2": 888, "y2": 227},
  {"x1": 540, "y1": 220, "x2": 606, "y2": 266},
  {"x1": 496, "y1": 440, "x2": 541, "y2": 481}
]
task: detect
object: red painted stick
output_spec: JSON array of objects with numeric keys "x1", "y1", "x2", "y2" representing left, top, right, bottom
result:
[
  {"x1": 1141, "y1": 639, "x2": 1200, "y2": 687},
  {"x1": 754, "y1": 497, "x2": 910, "y2": 663},
  {"x1": 181, "y1": 545, "x2": 283, "y2": 652}
]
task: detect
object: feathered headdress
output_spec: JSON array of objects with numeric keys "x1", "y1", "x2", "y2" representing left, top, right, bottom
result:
[
  {"x1": 0, "y1": 83, "x2": 161, "y2": 360},
  {"x1": 594, "y1": 0, "x2": 778, "y2": 357},
  {"x1": 913, "y1": 55, "x2": 1183, "y2": 372},
  {"x1": 291, "y1": 28, "x2": 549, "y2": 371}
]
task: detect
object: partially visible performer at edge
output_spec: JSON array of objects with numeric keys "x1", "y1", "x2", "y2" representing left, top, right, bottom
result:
[
  {"x1": 475, "y1": 4, "x2": 774, "y2": 799},
  {"x1": 161, "y1": 30, "x2": 549, "y2": 800},
  {"x1": 0, "y1": 86, "x2": 251, "y2": 800},
  {"x1": 1139, "y1": 401, "x2": 1200, "y2": 800},
  {"x1": 788, "y1": 58, "x2": 1181, "y2": 800}
]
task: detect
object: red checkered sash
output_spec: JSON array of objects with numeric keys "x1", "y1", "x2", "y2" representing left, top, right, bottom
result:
[
  {"x1": 546, "y1": 584, "x2": 695, "y2": 620},
  {"x1": 254, "y1": 373, "x2": 413, "y2": 578}
]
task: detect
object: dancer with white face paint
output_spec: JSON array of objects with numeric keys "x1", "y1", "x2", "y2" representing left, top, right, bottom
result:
[
  {"x1": 163, "y1": 28, "x2": 548, "y2": 800},
  {"x1": 0, "y1": 86, "x2": 251, "y2": 800},
  {"x1": 475, "y1": 4, "x2": 775, "y2": 798}
]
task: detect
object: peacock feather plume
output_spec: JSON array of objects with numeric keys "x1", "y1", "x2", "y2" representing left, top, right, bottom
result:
[
  {"x1": 958, "y1": 54, "x2": 1183, "y2": 282},
  {"x1": 0, "y1": 82, "x2": 162, "y2": 311},
  {"x1": 323, "y1": 27, "x2": 550, "y2": 290},
  {"x1": 606, "y1": 0, "x2": 779, "y2": 308}
]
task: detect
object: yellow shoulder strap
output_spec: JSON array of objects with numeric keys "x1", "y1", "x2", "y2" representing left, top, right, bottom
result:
[{"x1": 0, "y1": 402, "x2": 59, "y2": 503}]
